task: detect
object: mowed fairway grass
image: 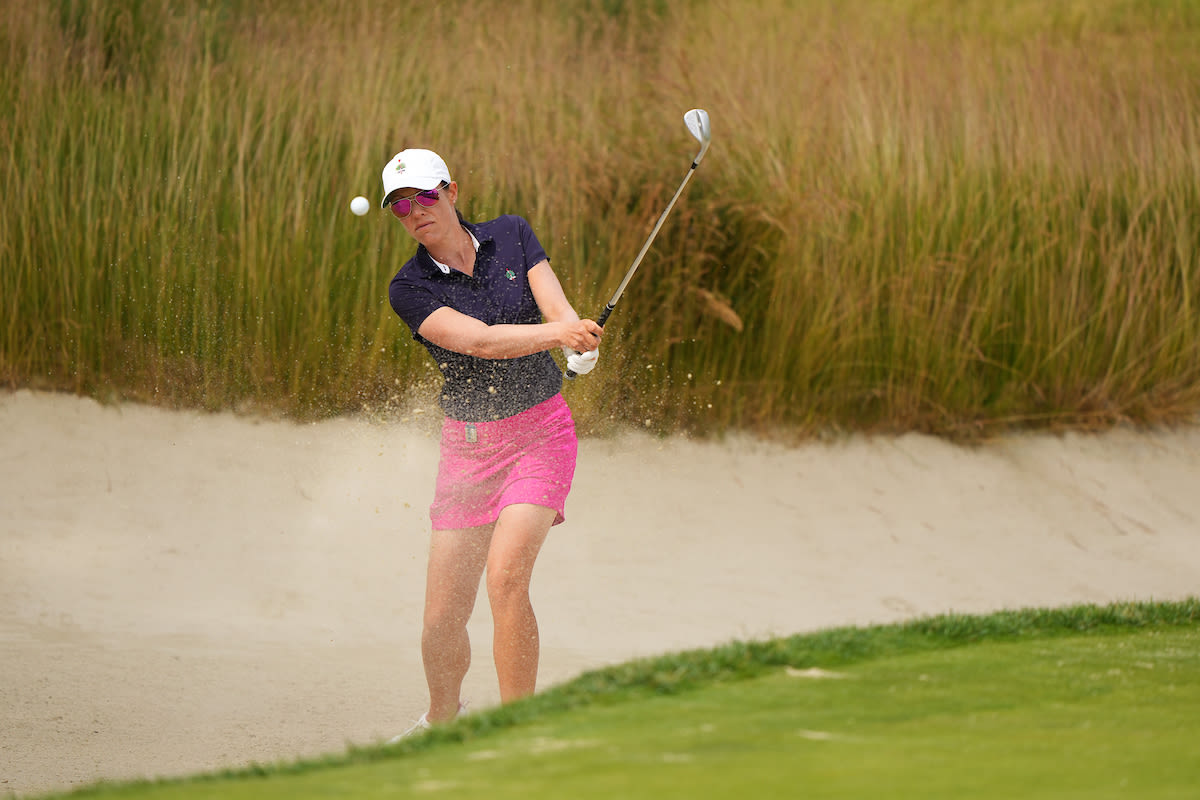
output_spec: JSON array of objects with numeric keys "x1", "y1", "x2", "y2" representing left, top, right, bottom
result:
[{"x1": 44, "y1": 602, "x2": 1200, "y2": 800}]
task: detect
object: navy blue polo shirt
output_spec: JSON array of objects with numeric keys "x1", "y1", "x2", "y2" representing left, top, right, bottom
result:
[{"x1": 389, "y1": 215, "x2": 563, "y2": 422}]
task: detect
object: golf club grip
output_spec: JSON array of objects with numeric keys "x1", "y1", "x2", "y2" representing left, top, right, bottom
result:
[{"x1": 565, "y1": 303, "x2": 615, "y2": 379}]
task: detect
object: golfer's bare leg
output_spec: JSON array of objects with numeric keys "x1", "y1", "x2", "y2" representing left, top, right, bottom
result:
[
  {"x1": 486, "y1": 503, "x2": 555, "y2": 703},
  {"x1": 422, "y1": 525, "x2": 490, "y2": 722}
]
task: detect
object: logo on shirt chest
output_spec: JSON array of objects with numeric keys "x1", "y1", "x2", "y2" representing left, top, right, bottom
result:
[{"x1": 504, "y1": 269, "x2": 516, "y2": 281}]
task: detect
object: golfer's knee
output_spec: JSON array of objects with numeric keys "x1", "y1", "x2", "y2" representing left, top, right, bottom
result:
[
  {"x1": 423, "y1": 600, "x2": 469, "y2": 638},
  {"x1": 486, "y1": 568, "x2": 531, "y2": 610}
]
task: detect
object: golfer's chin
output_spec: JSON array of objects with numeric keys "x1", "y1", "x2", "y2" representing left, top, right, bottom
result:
[{"x1": 409, "y1": 218, "x2": 441, "y2": 244}]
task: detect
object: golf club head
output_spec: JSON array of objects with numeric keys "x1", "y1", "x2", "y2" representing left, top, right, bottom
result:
[{"x1": 684, "y1": 108, "x2": 712, "y2": 165}]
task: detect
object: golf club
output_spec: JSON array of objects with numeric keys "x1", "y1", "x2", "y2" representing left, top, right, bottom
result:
[{"x1": 566, "y1": 108, "x2": 712, "y2": 379}]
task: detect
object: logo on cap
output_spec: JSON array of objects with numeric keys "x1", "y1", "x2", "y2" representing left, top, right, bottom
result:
[{"x1": 395, "y1": 160, "x2": 406, "y2": 173}]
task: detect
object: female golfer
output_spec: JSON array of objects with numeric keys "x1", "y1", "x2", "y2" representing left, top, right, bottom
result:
[{"x1": 380, "y1": 149, "x2": 602, "y2": 739}]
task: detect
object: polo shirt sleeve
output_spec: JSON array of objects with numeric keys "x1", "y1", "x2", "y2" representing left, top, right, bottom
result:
[
  {"x1": 389, "y1": 266, "x2": 442, "y2": 338},
  {"x1": 514, "y1": 215, "x2": 548, "y2": 267}
]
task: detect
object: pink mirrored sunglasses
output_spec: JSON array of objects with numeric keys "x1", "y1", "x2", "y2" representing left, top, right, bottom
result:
[{"x1": 389, "y1": 185, "x2": 444, "y2": 219}]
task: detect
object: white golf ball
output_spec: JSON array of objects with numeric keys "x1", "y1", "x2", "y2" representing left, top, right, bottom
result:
[{"x1": 350, "y1": 196, "x2": 370, "y2": 216}]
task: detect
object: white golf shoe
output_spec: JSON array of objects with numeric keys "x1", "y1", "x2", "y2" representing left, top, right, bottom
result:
[{"x1": 387, "y1": 701, "x2": 468, "y2": 745}]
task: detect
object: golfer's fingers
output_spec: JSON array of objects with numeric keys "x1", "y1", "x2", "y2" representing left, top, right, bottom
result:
[{"x1": 565, "y1": 321, "x2": 602, "y2": 351}]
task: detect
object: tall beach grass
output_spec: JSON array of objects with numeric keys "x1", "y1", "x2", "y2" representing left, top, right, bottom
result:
[{"x1": 3, "y1": 0, "x2": 1199, "y2": 436}]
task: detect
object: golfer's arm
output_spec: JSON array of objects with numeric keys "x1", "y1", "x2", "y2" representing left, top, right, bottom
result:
[
  {"x1": 418, "y1": 307, "x2": 568, "y2": 360},
  {"x1": 528, "y1": 260, "x2": 582, "y2": 325},
  {"x1": 416, "y1": 261, "x2": 594, "y2": 359}
]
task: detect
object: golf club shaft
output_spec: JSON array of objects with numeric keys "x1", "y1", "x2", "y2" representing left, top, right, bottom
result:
[
  {"x1": 602, "y1": 162, "x2": 700, "y2": 313},
  {"x1": 565, "y1": 162, "x2": 700, "y2": 379}
]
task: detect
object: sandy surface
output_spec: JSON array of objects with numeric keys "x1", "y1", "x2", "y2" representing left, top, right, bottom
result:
[{"x1": 2, "y1": 388, "x2": 1198, "y2": 797}]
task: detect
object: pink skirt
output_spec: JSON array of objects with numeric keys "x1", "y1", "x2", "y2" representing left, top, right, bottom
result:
[{"x1": 430, "y1": 394, "x2": 578, "y2": 530}]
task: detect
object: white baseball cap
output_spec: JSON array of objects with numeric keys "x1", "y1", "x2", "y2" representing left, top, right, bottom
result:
[{"x1": 380, "y1": 148, "x2": 452, "y2": 208}]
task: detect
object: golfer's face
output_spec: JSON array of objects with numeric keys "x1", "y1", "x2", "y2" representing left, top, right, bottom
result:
[{"x1": 396, "y1": 182, "x2": 459, "y2": 247}]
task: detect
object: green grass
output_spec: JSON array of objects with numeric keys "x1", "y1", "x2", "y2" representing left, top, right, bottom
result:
[{"x1": 37, "y1": 599, "x2": 1200, "y2": 799}]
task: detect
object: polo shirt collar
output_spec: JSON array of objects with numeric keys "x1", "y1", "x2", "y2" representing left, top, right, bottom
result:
[{"x1": 428, "y1": 226, "x2": 482, "y2": 275}]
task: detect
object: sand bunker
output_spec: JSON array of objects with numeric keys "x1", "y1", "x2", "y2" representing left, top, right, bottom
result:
[{"x1": 2, "y1": 389, "x2": 1198, "y2": 796}]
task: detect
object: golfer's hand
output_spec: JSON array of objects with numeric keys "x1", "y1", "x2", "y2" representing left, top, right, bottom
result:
[
  {"x1": 564, "y1": 347, "x2": 599, "y2": 376},
  {"x1": 560, "y1": 319, "x2": 603, "y2": 353}
]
